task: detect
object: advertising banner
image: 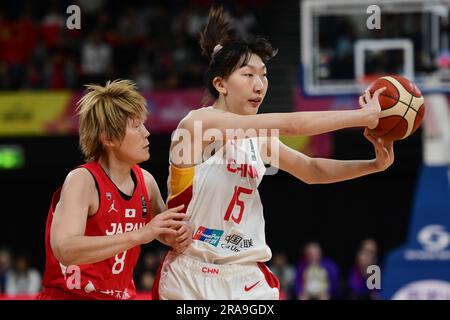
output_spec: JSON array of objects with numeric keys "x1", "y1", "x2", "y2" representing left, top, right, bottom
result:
[
  {"x1": 0, "y1": 91, "x2": 72, "y2": 136},
  {"x1": 381, "y1": 165, "x2": 450, "y2": 299},
  {"x1": 0, "y1": 89, "x2": 205, "y2": 137}
]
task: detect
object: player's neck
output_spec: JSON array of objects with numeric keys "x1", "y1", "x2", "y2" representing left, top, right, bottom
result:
[
  {"x1": 212, "y1": 97, "x2": 237, "y2": 114},
  {"x1": 212, "y1": 97, "x2": 248, "y2": 115},
  {"x1": 212, "y1": 98, "x2": 228, "y2": 112},
  {"x1": 98, "y1": 157, "x2": 133, "y2": 185}
]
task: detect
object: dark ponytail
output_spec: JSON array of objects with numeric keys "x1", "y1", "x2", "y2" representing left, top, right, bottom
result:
[
  {"x1": 199, "y1": 4, "x2": 236, "y2": 60},
  {"x1": 199, "y1": 5, "x2": 277, "y2": 102}
]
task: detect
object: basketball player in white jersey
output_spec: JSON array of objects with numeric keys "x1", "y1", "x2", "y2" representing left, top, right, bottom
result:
[{"x1": 152, "y1": 5, "x2": 394, "y2": 300}]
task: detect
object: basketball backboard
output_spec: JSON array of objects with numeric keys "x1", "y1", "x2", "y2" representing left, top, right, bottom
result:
[{"x1": 301, "y1": 0, "x2": 450, "y2": 95}]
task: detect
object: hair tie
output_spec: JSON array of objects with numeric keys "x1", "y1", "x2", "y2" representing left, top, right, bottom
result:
[{"x1": 212, "y1": 44, "x2": 223, "y2": 56}]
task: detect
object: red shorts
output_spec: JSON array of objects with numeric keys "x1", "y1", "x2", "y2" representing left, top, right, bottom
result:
[
  {"x1": 36, "y1": 287, "x2": 125, "y2": 300},
  {"x1": 36, "y1": 287, "x2": 86, "y2": 300}
]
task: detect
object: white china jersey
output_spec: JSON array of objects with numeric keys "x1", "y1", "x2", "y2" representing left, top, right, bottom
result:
[{"x1": 167, "y1": 138, "x2": 272, "y2": 264}]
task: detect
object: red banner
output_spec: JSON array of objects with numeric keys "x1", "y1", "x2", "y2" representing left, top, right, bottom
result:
[{"x1": 143, "y1": 89, "x2": 205, "y2": 133}]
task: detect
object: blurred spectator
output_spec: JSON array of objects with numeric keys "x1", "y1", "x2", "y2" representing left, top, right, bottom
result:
[
  {"x1": 41, "y1": 2, "x2": 65, "y2": 49},
  {"x1": 130, "y1": 61, "x2": 154, "y2": 91},
  {"x1": 233, "y1": 3, "x2": 257, "y2": 39},
  {"x1": 79, "y1": 0, "x2": 104, "y2": 10},
  {"x1": 1, "y1": 8, "x2": 38, "y2": 89},
  {"x1": 347, "y1": 238, "x2": 380, "y2": 300},
  {"x1": 134, "y1": 251, "x2": 160, "y2": 292},
  {"x1": 294, "y1": 242, "x2": 340, "y2": 300},
  {"x1": 268, "y1": 253, "x2": 296, "y2": 300},
  {"x1": 5, "y1": 255, "x2": 41, "y2": 295},
  {"x1": 360, "y1": 238, "x2": 378, "y2": 261},
  {"x1": 81, "y1": 31, "x2": 112, "y2": 85},
  {"x1": 139, "y1": 271, "x2": 155, "y2": 292},
  {"x1": 115, "y1": 5, "x2": 147, "y2": 74},
  {"x1": 118, "y1": 6, "x2": 148, "y2": 42},
  {"x1": 171, "y1": 7, "x2": 190, "y2": 38},
  {"x1": 78, "y1": 0, "x2": 105, "y2": 19},
  {"x1": 0, "y1": 247, "x2": 12, "y2": 293},
  {"x1": 43, "y1": 49, "x2": 77, "y2": 89},
  {"x1": 24, "y1": 62, "x2": 44, "y2": 89},
  {"x1": 185, "y1": 3, "x2": 208, "y2": 40}
]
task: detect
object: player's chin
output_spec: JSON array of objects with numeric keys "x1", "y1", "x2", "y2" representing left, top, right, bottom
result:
[
  {"x1": 244, "y1": 105, "x2": 259, "y2": 115},
  {"x1": 138, "y1": 150, "x2": 151, "y2": 162}
]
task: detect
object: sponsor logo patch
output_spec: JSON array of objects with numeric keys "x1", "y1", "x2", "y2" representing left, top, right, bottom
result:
[{"x1": 193, "y1": 226, "x2": 224, "y2": 247}]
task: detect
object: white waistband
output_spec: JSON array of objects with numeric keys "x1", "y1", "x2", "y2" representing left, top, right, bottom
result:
[{"x1": 166, "y1": 251, "x2": 259, "y2": 277}]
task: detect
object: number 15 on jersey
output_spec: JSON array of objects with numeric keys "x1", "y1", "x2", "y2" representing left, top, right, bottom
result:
[{"x1": 224, "y1": 186, "x2": 253, "y2": 224}]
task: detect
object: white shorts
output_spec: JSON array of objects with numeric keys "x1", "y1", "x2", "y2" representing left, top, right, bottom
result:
[{"x1": 153, "y1": 251, "x2": 280, "y2": 300}]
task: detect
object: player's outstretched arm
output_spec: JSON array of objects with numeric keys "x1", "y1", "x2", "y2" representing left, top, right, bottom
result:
[
  {"x1": 50, "y1": 169, "x2": 186, "y2": 266},
  {"x1": 178, "y1": 87, "x2": 385, "y2": 138},
  {"x1": 268, "y1": 134, "x2": 394, "y2": 184}
]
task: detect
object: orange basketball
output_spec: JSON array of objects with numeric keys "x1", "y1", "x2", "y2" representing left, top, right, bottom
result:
[{"x1": 366, "y1": 75, "x2": 425, "y2": 141}]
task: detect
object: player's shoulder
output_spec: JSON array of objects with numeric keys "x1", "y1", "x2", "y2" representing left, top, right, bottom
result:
[
  {"x1": 178, "y1": 106, "x2": 223, "y2": 128},
  {"x1": 57, "y1": 168, "x2": 99, "y2": 205},
  {"x1": 140, "y1": 167, "x2": 153, "y2": 181},
  {"x1": 62, "y1": 167, "x2": 96, "y2": 191},
  {"x1": 67, "y1": 166, "x2": 94, "y2": 179},
  {"x1": 140, "y1": 168, "x2": 158, "y2": 190}
]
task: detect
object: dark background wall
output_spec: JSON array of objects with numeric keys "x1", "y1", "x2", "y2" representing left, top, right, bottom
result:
[{"x1": 1, "y1": 127, "x2": 423, "y2": 274}]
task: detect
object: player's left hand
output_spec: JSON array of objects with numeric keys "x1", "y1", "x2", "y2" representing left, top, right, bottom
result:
[{"x1": 364, "y1": 129, "x2": 394, "y2": 171}]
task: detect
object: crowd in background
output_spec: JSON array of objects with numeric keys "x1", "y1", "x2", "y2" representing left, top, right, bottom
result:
[
  {"x1": 0, "y1": 0, "x2": 265, "y2": 91},
  {"x1": 0, "y1": 238, "x2": 381, "y2": 300}
]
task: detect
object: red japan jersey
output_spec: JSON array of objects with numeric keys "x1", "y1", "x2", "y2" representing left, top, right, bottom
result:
[{"x1": 39, "y1": 161, "x2": 151, "y2": 300}]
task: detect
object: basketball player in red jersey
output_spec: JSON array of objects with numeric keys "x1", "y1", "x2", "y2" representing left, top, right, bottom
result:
[{"x1": 37, "y1": 80, "x2": 191, "y2": 300}]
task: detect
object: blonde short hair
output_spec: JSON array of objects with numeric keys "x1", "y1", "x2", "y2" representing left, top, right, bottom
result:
[{"x1": 76, "y1": 79, "x2": 148, "y2": 161}]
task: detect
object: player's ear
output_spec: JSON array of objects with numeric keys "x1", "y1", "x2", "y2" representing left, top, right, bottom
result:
[
  {"x1": 100, "y1": 132, "x2": 115, "y2": 148},
  {"x1": 212, "y1": 76, "x2": 227, "y2": 95}
]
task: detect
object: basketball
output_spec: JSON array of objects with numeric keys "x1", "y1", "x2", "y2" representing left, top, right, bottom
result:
[{"x1": 366, "y1": 75, "x2": 425, "y2": 141}]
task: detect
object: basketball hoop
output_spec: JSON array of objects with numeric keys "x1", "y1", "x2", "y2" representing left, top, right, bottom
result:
[{"x1": 357, "y1": 74, "x2": 384, "y2": 90}]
